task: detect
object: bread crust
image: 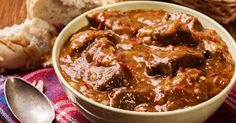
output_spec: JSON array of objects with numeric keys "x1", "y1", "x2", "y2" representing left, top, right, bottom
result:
[
  {"x1": 26, "y1": 0, "x2": 85, "y2": 24},
  {"x1": 26, "y1": 0, "x2": 125, "y2": 25},
  {"x1": 0, "y1": 18, "x2": 56, "y2": 70}
]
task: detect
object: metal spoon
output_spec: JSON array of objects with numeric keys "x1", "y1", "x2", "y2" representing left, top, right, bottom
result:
[{"x1": 4, "y1": 77, "x2": 55, "y2": 123}]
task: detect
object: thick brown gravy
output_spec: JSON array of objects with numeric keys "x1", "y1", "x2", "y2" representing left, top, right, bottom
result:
[{"x1": 59, "y1": 9, "x2": 234, "y2": 112}]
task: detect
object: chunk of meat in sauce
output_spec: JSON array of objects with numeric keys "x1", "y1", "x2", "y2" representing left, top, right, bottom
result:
[
  {"x1": 69, "y1": 30, "x2": 109, "y2": 52},
  {"x1": 68, "y1": 30, "x2": 121, "y2": 56},
  {"x1": 154, "y1": 23, "x2": 197, "y2": 46},
  {"x1": 111, "y1": 89, "x2": 155, "y2": 111},
  {"x1": 194, "y1": 29, "x2": 230, "y2": 54},
  {"x1": 88, "y1": 63, "x2": 132, "y2": 91},
  {"x1": 87, "y1": 9, "x2": 137, "y2": 36},
  {"x1": 139, "y1": 17, "x2": 203, "y2": 47},
  {"x1": 85, "y1": 37, "x2": 117, "y2": 66},
  {"x1": 159, "y1": 68, "x2": 209, "y2": 110},
  {"x1": 146, "y1": 46, "x2": 205, "y2": 76}
]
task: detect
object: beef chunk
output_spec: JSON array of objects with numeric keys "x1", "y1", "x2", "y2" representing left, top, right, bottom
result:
[
  {"x1": 146, "y1": 46, "x2": 205, "y2": 76},
  {"x1": 110, "y1": 89, "x2": 155, "y2": 110},
  {"x1": 88, "y1": 64, "x2": 132, "y2": 91},
  {"x1": 153, "y1": 21, "x2": 199, "y2": 47},
  {"x1": 138, "y1": 17, "x2": 203, "y2": 47},
  {"x1": 187, "y1": 18, "x2": 204, "y2": 31},
  {"x1": 68, "y1": 30, "x2": 110, "y2": 53},
  {"x1": 68, "y1": 30, "x2": 122, "y2": 56},
  {"x1": 85, "y1": 37, "x2": 117, "y2": 66},
  {"x1": 158, "y1": 68, "x2": 209, "y2": 110},
  {"x1": 87, "y1": 9, "x2": 137, "y2": 35},
  {"x1": 87, "y1": 9, "x2": 123, "y2": 29}
]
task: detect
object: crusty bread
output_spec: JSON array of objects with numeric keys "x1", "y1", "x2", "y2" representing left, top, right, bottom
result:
[
  {"x1": 27, "y1": 0, "x2": 95, "y2": 25},
  {"x1": 60, "y1": 0, "x2": 123, "y2": 8},
  {"x1": 0, "y1": 18, "x2": 56, "y2": 70},
  {"x1": 60, "y1": 0, "x2": 97, "y2": 8},
  {"x1": 26, "y1": 0, "x2": 124, "y2": 25}
]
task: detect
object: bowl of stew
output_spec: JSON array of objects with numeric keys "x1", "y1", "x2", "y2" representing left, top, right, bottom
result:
[{"x1": 53, "y1": 1, "x2": 236, "y2": 123}]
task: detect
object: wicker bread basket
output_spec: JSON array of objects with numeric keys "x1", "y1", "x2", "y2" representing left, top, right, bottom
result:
[{"x1": 172, "y1": 0, "x2": 236, "y2": 24}]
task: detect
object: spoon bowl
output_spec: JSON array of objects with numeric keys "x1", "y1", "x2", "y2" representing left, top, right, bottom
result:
[{"x1": 4, "y1": 77, "x2": 55, "y2": 123}]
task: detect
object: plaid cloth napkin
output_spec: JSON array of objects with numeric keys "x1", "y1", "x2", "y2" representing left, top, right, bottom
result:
[
  {"x1": 0, "y1": 68, "x2": 235, "y2": 123},
  {"x1": 0, "y1": 68, "x2": 89, "y2": 123}
]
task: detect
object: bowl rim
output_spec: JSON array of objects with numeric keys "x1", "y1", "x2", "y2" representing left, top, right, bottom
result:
[{"x1": 52, "y1": 1, "x2": 236, "y2": 116}]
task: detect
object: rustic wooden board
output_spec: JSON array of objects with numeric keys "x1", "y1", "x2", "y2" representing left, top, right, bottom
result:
[
  {"x1": 0, "y1": 0, "x2": 236, "y2": 40},
  {"x1": 0, "y1": 0, "x2": 27, "y2": 29}
]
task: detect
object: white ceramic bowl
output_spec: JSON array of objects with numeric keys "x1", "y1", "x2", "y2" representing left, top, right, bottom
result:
[{"x1": 52, "y1": 1, "x2": 236, "y2": 123}]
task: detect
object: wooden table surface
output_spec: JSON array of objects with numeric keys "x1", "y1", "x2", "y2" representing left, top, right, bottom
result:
[
  {"x1": 0, "y1": 0, "x2": 27, "y2": 28},
  {"x1": 1, "y1": 0, "x2": 236, "y2": 40}
]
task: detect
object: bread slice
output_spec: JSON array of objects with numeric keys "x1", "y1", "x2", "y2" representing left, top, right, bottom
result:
[
  {"x1": 26, "y1": 0, "x2": 124, "y2": 25},
  {"x1": 0, "y1": 18, "x2": 56, "y2": 70}
]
